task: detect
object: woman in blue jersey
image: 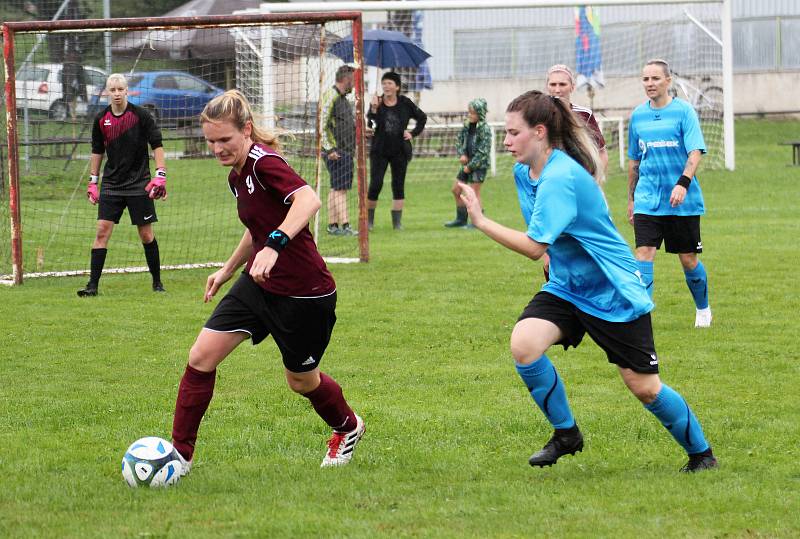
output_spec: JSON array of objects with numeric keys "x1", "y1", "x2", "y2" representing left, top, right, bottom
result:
[
  {"x1": 457, "y1": 90, "x2": 717, "y2": 473},
  {"x1": 628, "y1": 59, "x2": 712, "y2": 328}
]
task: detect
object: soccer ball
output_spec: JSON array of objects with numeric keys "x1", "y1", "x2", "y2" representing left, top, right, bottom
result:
[{"x1": 121, "y1": 437, "x2": 183, "y2": 488}]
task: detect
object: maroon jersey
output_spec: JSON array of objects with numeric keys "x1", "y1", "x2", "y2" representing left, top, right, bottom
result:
[
  {"x1": 228, "y1": 143, "x2": 335, "y2": 297},
  {"x1": 571, "y1": 104, "x2": 606, "y2": 150}
]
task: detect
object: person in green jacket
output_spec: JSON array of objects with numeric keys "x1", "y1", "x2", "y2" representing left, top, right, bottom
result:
[{"x1": 445, "y1": 98, "x2": 492, "y2": 228}]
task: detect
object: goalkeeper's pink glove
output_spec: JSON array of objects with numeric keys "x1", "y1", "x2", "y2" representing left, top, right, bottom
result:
[
  {"x1": 87, "y1": 178, "x2": 99, "y2": 204},
  {"x1": 145, "y1": 168, "x2": 167, "y2": 200}
]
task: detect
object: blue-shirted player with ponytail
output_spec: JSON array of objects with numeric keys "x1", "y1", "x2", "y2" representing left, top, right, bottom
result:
[
  {"x1": 457, "y1": 90, "x2": 718, "y2": 473},
  {"x1": 628, "y1": 58, "x2": 712, "y2": 328}
]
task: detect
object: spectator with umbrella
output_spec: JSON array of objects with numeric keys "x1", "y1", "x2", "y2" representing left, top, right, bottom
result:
[
  {"x1": 330, "y1": 29, "x2": 431, "y2": 231},
  {"x1": 366, "y1": 71, "x2": 427, "y2": 231}
]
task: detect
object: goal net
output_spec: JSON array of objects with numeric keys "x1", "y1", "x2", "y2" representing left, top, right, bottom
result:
[
  {"x1": 2, "y1": 12, "x2": 367, "y2": 284},
  {"x1": 256, "y1": 0, "x2": 732, "y2": 208}
]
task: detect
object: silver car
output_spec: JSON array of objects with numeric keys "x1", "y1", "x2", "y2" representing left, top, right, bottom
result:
[{"x1": 15, "y1": 62, "x2": 107, "y2": 120}]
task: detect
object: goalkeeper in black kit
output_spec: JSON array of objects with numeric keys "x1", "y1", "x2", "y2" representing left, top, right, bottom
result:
[{"x1": 78, "y1": 73, "x2": 167, "y2": 297}]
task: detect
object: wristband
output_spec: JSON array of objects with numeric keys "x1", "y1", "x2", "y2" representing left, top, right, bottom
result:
[
  {"x1": 676, "y1": 175, "x2": 692, "y2": 189},
  {"x1": 265, "y1": 229, "x2": 289, "y2": 252},
  {"x1": 155, "y1": 168, "x2": 167, "y2": 178},
  {"x1": 90, "y1": 175, "x2": 99, "y2": 184}
]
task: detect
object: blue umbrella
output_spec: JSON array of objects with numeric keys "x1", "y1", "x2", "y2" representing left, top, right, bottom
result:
[{"x1": 329, "y1": 29, "x2": 431, "y2": 68}]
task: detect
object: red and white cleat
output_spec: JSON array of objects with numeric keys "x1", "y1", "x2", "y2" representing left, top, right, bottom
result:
[{"x1": 321, "y1": 414, "x2": 365, "y2": 468}]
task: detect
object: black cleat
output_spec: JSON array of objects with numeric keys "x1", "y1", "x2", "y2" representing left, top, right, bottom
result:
[
  {"x1": 77, "y1": 284, "x2": 98, "y2": 297},
  {"x1": 680, "y1": 451, "x2": 718, "y2": 473},
  {"x1": 528, "y1": 426, "x2": 584, "y2": 468},
  {"x1": 152, "y1": 281, "x2": 166, "y2": 292}
]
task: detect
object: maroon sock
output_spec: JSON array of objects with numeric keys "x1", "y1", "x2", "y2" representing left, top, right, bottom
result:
[
  {"x1": 172, "y1": 364, "x2": 216, "y2": 460},
  {"x1": 303, "y1": 372, "x2": 357, "y2": 432}
]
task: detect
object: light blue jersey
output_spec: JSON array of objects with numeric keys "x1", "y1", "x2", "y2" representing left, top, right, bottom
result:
[
  {"x1": 514, "y1": 151, "x2": 653, "y2": 322},
  {"x1": 628, "y1": 98, "x2": 706, "y2": 216}
]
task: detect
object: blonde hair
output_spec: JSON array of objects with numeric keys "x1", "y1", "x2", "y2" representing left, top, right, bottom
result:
[
  {"x1": 506, "y1": 90, "x2": 605, "y2": 186},
  {"x1": 644, "y1": 58, "x2": 671, "y2": 78},
  {"x1": 200, "y1": 90, "x2": 281, "y2": 151},
  {"x1": 546, "y1": 64, "x2": 575, "y2": 85},
  {"x1": 106, "y1": 73, "x2": 128, "y2": 89}
]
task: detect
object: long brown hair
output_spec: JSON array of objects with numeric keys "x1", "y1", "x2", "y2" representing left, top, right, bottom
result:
[
  {"x1": 506, "y1": 90, "x2": 604, "y2": 185},
  {"x1": 200, "y1": 90, "x2": 281, "y2": 151}
]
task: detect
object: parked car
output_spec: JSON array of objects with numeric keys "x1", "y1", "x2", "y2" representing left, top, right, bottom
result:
[
  {"x1": 15, "y1": 62, "x2": 107, "y2": 120},
  {"x1": 89, "y1": 71, "x2": 224, "y2": 125}
]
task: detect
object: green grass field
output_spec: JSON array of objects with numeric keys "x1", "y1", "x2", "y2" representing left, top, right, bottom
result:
[{"x1": 1, "y1": 119, "x2": 799, "y2": 537}]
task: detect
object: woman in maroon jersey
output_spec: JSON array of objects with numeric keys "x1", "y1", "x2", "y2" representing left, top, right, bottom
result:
[
  {"x1": 170, "y1": 90, "x2": 365, "y2": 472},
  {"x1": 541, "y1": 64, "x2": 610, "y2": 280},
  {"x1": 545, "y1": 64, "x2": 608, "y2": 172}
]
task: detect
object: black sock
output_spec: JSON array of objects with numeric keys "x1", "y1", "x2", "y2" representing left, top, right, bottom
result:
[
  {"x1": 89, "y1": 248, "x2": 107, "y2": 287},
  {"x1": 143, "y1": 239, "x2": 161, "y2": 283},
  {"x1": 342, "y1": 222, "x2": 350, "y2": 229}
]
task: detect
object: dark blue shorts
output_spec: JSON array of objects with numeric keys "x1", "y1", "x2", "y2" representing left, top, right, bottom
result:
[{"x1": 325, "y1": 151, "x2": 354, "y2": 191}]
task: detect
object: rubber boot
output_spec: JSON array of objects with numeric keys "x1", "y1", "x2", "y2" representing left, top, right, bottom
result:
[
  {"x1": 444, "y1": 206, "x2": 468, "y2": 228},
  {"x1": 391, "y1": 209, "x2": 403, "y2": 230}
]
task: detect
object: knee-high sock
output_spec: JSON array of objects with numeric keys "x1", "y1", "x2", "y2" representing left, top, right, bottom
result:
[
  {"x1": 143, "y1": 239, "x2": 161, "y2": 283},
  {"x1": 684, "y1": 260, "x2": 709, "y2": 309},
  {"x1": 637, "y1": 260, "x2": 654, "y2": 299},
  {"x1": 172, "y1": 365, "x2": 216, "y2": 460},
  {"x1": 302, "y1": 372, "x2": 357, "y2": 432},
  {"x1": 644, "y1": 384, "x2": 709, "y2": 455},
  {"x1": 89, "y1": 248, "x2": 107, "y2": 286},
  {"x1": 515, "y1": 355, "x2": 575, "y2": 429}
]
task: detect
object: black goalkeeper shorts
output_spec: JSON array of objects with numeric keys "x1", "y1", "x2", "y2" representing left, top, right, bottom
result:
[{"x1": 98, "y1": 194, "x2": 157, "y2": 226}]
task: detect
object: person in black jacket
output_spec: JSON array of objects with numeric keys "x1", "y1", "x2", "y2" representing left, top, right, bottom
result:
[
  {"x1": 366, "y1": 71, "x2": 427, "y2": 230},
  {"x1": 61, "y1": 51, "x2": 87, "y2": 120}
]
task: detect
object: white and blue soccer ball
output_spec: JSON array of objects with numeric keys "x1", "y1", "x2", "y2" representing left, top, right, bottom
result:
[{"x1": 121, "y1": 437, "x2": 183, "y2": 488}]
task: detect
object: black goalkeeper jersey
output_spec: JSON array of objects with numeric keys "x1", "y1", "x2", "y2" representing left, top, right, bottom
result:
[{"x1": 91, "y1": 103, "x2": 163, "y2": 196}]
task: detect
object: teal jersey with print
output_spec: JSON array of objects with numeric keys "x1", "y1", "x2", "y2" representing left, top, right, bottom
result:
[
  {"x1": 513, "y1": 151, "x2": 653, "y2": 322},
  {"x1": 627, "y1": 98, "x2": 707, "y2": 216}
]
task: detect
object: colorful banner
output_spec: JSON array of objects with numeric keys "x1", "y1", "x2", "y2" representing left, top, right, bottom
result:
[{"x1": 575, "y1": 6, "x2": 604, "y2": 90}]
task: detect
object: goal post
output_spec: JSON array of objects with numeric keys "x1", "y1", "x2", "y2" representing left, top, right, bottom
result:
[{"x1": 2, "y1": 12, "x2": 368, "y2": 285}]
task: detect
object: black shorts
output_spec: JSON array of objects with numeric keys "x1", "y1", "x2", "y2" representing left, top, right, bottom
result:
[
  {"x1": 98, "y1": 194, "x2": 157, "y2": 226},
  {"x1": 204, "y1": 272, "x2": 337, "y2": 373},
  {"x1": 518, "y1": 291, "x2": 659, "y2": 374},
  {"x1": 325, "y1": 151, "x2": 354, "y2": 191},
  {"x1": 457, "y1": 168, "x2": 487, "y2": 184},
  {"x1": 633, "y1": 214, "x2": 703, "y2": 254}
]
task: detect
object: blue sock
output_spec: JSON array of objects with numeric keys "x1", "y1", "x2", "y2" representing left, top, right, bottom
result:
[
  {"x1": 684, "y1": 261, "x2": 709, "y2": 309},
  {"x1": 637, "y1": 260, "x2": 654, "y2": 299},
  {"x1": 644, "y1": 384, "x2": 709, "y2": 455},
  {"x1": 515, "y1": 355, "x2": 575, "y2": 429}
]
